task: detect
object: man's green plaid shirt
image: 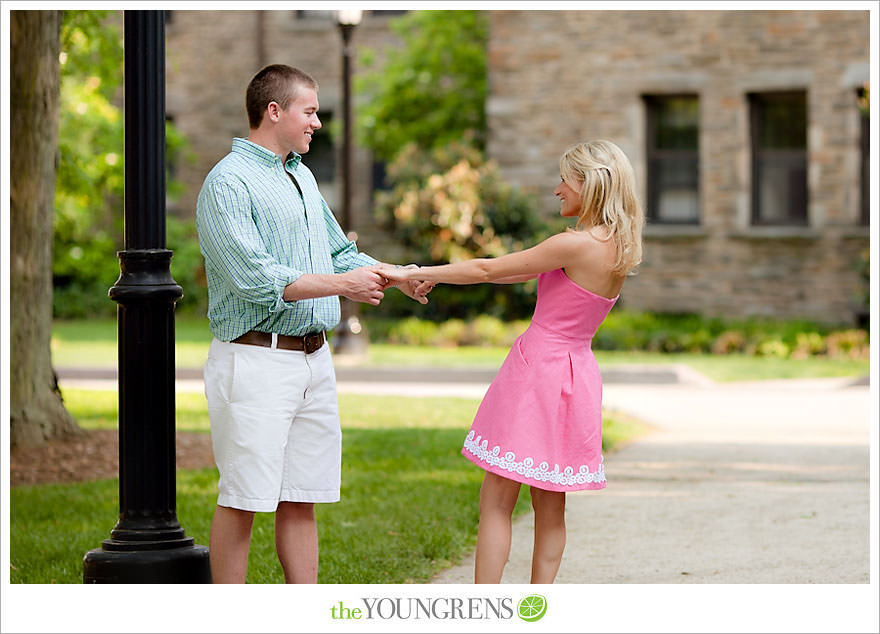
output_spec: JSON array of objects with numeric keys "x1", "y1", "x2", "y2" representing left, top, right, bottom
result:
[{"x1": 196, "y1": 138, "x2": 377, "y2": 341}]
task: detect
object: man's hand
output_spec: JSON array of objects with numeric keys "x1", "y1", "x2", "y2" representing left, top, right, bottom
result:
[{"x1": 340, "y1": 266, "x2": 389, "y2": 305}]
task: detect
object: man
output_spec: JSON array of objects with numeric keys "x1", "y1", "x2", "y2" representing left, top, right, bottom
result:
[{"x1": 196, "y1": 64, "x2": 431, "y2": 583}]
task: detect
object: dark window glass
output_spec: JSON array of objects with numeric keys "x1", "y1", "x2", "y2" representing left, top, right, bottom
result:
[
  {"x1": 645, "y1": 95, "x2": 700, "y2": 223},
  {"x1": 749, "y1": 91, "x2": 808, "y2": 225},
  {"x1": 654, "y1": 97, "x2": 699, "y2": 150},
  {"x1": 859, "y1": 87, "x2": 869, "y2": 226},
  {"x1": 372, "y1": 160, "x2": 390, "y2": 192},
  {"x1": 294, "y1": 10, "x2": 334, "y2": 20},
  {"x1": 369, "y1": 10, "x2": 408, "y2": 17},
  {"x1": 306, "y1": 111, "x2": 335, "y2": 183}
]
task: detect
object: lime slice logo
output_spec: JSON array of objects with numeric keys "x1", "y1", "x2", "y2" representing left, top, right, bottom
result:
[{"x1": 517, "y1": 594, "x2": 547, "y2": 622}]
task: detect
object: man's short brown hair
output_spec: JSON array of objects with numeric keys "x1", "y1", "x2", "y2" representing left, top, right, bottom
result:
[{"x1": 245, "y1": 64, "x2": 319, "y2": 129}]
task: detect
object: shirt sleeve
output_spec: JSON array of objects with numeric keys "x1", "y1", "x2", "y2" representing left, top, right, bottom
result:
[
  {"x1": 322, "y1": 198, "x2": 379, "y2": 273},
  {"x1": 196, "y1": 175, "x2": 302, "y2": 313}
]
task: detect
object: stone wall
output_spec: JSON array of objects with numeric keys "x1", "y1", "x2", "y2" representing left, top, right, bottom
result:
[
  {"x1": 163, "y1": 10, "x2": 870, "y2": 325},
  {"x1": 486, "y1": 10, "x2": 870, "y2": 324}
]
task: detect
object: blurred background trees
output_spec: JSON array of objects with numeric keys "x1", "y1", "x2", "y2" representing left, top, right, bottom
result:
[
  {"x1": 356, "y1": 10, "x2": 488, "y2": 162},
  {"x1": 53, "y1": 10, "x2": 201, "y2": 319},
  {"x1": 356, "y1": 10, "x2": 553, "y2": 321}
]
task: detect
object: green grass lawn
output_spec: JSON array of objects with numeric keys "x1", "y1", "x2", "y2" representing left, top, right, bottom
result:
[
  {"x1": 52, "y1": 317, "x2": 869, "y2": 382},
  {"x1": 11, "y1": 389, "x2": 646, "y2": 584}
]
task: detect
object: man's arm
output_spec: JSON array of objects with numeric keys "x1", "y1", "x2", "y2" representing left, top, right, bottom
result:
[
  {"x1": 320, "y1": 200, "x2": 432, "y2": 303},
  {"x1": 197, "y1": 176, "x2": 303, "y2": 313},
  {"x1": 282, "y1": 268, "x2": 388, "y2": 306}
]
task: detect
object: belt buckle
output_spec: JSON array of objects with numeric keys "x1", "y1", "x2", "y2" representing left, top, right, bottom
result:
[{"x1": 304, "y1": 332, "x2": 323, "y2": 354}]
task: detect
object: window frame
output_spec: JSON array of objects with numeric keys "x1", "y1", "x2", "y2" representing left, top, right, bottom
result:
[
  {"x1": 643, "y1": 93, "x2": 701, "y2": 225},
  {"x1": 858, "y1": 87, "x2": 869, "y2": 226},
  {"x1": 748, "y1": 90, "x2": 809, "y2": 227}
]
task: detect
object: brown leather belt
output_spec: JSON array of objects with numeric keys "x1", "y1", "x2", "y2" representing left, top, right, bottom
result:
[{"x1": 232, "y1": 330, "x2": 326, "y2": 354}]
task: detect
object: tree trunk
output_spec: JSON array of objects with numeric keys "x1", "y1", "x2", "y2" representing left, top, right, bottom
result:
[{"x1": 10, "y1": 10, "x2": 82, "y2": 449}]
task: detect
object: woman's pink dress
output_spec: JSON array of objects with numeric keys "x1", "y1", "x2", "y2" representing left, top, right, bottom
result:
[{"x1": 462, "y1": 268, "x2": 618, "y2": 492}]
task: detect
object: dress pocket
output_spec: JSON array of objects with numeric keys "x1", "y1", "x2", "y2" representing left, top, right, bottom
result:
[{"x1": 515, "y1": 336, "x2": 531, "y2": 368}]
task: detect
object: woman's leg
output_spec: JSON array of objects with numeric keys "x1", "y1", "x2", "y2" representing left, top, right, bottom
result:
[
  {"x1": 529, "y1": 486, "x2": 566, "y2": 583},
  {"x1": 474, "y1": 471, "x2": 522, "y2": 583}
]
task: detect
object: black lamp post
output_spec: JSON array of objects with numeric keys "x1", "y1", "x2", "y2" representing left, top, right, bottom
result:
[
  {"x1": 332, "y1": 9, "x2": 368, "y2": 357},
  {"x1": 82, "y1": 10, "x2": 210, "y2": 583}
]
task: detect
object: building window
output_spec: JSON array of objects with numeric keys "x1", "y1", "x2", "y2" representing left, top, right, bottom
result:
[
  {"x1": 858, "y1": 86, "x2": 869, "y2": 226},
  {"x1": 293, "y1": 10, "x2": 334, "y2": 21},
  {"x1": 749, "y1": 91, "x2": 808, "y2": 225},
  {"x1": 307, "y1": 110, "x2": 336, "y2": 183},
  {"x1": 371, "y1": 160, "x2": 390, "y2": 193},
  {"x1": 644, "y1": 95, "x2": 700, "y2": 224}
]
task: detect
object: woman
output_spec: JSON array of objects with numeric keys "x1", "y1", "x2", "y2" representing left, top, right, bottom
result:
[{"x1": 382, "y1": 139, "x2": 644, "y2": 583}]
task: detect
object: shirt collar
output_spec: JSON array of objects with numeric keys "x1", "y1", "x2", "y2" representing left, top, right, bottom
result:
[{"x1": 231, "y1": 137, "x2": 302, "y2": 169}]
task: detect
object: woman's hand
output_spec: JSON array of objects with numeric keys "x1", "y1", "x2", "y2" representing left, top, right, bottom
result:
[
  {"x1": 377, "y1": 264, "x2": 417, "y2": 283},
  {"x1": 379, "y1": 264, "x2": 434, "y2": 304}
]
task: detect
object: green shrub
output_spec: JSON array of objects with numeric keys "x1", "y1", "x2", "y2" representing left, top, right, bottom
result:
[
  {"x1": 437, "y1": 319, "x2": 468, "y2": 347},
  {"x1": 791, "y1": 332, "x2": 826, "y2": 359},
  {"x1": 756, "y1": 339, "x2": 791, "y2": 358},
  {"x1": 825, "y1": 329, "x2": 869, "y2": 360},
  {"x1": 167, "y1": 216, "x2": 208, "y2": 316},
  {"x1": 368, "y1": 311, "x2": 868, "y2": 360},
  {"x1": 465, "y1": 315, "x2": 513, "y2": 347},
  {"x1": 387, "y1": 317, "x2": 441, "y2": 346},
  {"x1": 53, "y1": 11, "x2": 191, "y2": 319},
  {"x1": 712, "y1": 330, "x2": 747, "y2": 355},
  {"x1": 370, "y1": 141, "x2": 550, "y2": 322}
]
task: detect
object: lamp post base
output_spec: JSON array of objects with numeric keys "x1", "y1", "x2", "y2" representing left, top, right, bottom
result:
[
  {"x1": 333, "y1": 315, "x2": 368, "y2": 357},
  {"x1": 83, "y1": 544, "x2": 211, "y2": 584}
]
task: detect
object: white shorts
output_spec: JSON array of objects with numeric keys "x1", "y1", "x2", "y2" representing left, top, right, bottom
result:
[{"x1": 203, "y1": 337, "x2": 341, "y2": 512}]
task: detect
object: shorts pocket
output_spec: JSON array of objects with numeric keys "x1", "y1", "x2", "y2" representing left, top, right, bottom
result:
[
  {"x1": 204, "y1": 345, "x2": 235, "y2": 406},
  {"x1": 229, "y1": 347, "x2": 262, "y2": 405}
]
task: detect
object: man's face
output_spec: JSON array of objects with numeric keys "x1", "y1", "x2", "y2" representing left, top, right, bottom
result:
[{"x1": 278, "y1": 86, "x2": 322, "y2": 154}]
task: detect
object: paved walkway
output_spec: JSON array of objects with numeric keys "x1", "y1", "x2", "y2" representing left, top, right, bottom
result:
[
  {"x1": 58, "y1": 365, "x2": 872, "y2": 584},
  {"x1": 431, "y1": 375, "x2": 872, "y2": 584}
]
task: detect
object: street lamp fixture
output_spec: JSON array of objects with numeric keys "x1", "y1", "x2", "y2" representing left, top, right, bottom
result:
[{"x1": 333, "y1": 9, "x2": 368, "y2": 356}]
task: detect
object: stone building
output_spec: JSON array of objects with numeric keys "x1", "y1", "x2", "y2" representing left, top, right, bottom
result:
[
  {"x1": 165, "y1": 9, "x2": 404, "y2": 234},
  {"x1": 165, "y1": 9, "x2": 871, "y2": 325}
]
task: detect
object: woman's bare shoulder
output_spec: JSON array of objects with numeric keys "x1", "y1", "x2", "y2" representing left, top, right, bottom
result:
[{"x1": 555, "y1": 228, "x2": 615, "y2": 252}]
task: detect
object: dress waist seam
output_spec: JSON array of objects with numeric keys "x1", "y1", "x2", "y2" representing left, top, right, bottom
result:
[{"x1": 528, "y1": 319, "x2": 594, "y2": 343}]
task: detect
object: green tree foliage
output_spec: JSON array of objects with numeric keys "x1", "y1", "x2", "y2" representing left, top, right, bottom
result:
[
  {"x1": 372, "y1": 141, "x2": 555, "y2": 321},
  {"x1": 355, "y1": 10, "x2": 488, "y2": 162},
  {"x1": 54, "y1": 11, "x2": 198, "y2": 318},
  {"x1": 53, "y1": 11, "x2": 125, "y2": 317},
  {"x1": 355, "y1": 11, "x2": 555, "y2": 321},
  {"x1": 375, "y1": 140, "x2": 547, "y2": 264}
]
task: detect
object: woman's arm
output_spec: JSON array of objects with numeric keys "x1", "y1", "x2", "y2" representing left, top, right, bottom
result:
[
  {"x1": 492, "y1": 274, "x2": 539, "y2": 284},
  {"x1": 382, "y1": 232, "x2": 582, "y2": 285}
]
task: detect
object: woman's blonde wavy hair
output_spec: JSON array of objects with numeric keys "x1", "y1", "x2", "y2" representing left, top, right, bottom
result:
[{"x1": 559, "y1": 139, "x2": 644, "y2": 276}]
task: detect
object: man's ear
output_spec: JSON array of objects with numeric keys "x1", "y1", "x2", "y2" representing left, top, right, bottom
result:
[{"x1": 266, "y1": 101, "x2": 281, "y2": 123}]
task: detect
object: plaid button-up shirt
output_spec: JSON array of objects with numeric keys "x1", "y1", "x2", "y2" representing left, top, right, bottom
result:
[{"x1": 196, "y1": 138, "x2": 377, "y2": 341}]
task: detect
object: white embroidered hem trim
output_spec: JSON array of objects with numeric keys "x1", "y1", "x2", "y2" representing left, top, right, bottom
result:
[{"x1": 463, "y1": 430, "x2": 605, "y2": 486}]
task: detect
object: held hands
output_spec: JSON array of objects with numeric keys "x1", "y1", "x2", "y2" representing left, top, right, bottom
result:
[
  {"x1": 342, "y1": 265, "x2": 433, "y2": 306},
  {"x1": 378, "y1": 264, "x2": 433, "y2": 305}
]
